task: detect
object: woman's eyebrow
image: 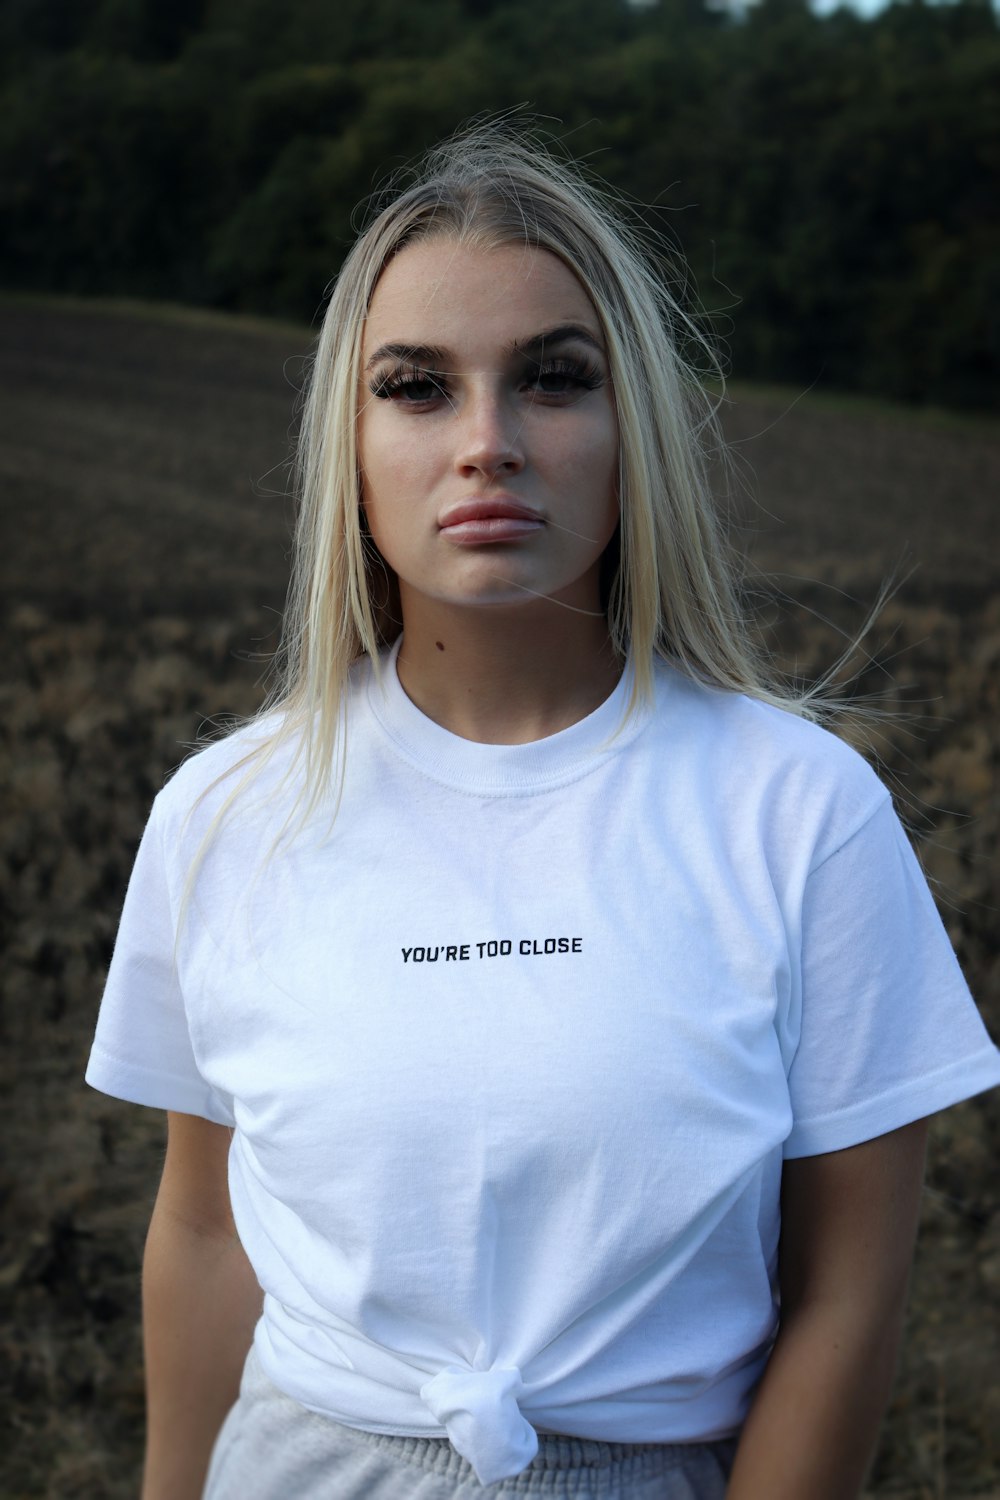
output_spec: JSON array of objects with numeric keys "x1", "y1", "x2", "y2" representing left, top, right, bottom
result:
[
  {"x1": 509, "y1": 324, "x2": 606, "y2": 360},
  {"x1": 364, "y1": 324, "x2": 605, "y2": 373},
  {"x1": 365, "y1": 342, "x2": 448, "y2": 372}
]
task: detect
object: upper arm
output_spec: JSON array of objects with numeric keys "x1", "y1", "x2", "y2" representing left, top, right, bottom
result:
[
  {"x1": 779, "y1": 1118, "x2": 929, "y2": 1323},
  {"x1": 154, "y1": 1110, "x2": 238, "y2": 1241}
]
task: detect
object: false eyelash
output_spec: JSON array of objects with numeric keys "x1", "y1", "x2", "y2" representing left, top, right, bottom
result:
[
  {"x1": 367, "y1": 355, "x2": 606, "y2": 403},
  {"x1": 369, "y1": 365, "x2": 447, "y2": 401},
  {"x1": 532, "y1": 355, "x2": 605, "y2": 392}
]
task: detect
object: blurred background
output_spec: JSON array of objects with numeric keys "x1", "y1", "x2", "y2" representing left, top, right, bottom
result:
[{"x1": 1, "y1": 1, "x2": 998, "y2": 1496}]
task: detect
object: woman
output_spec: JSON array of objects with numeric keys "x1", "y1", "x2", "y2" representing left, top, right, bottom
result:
[{"x1": 87, "y1": 126, "x2": 1000, "y2": 1500}]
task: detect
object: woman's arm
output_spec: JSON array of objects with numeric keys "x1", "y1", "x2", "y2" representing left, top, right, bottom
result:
[
  {"x1": 141, "y1": 1111, "x2": 264, "y2": 1500},
  {"x1": 725, "y1": 1117, "x2": 929, "y2": 1500}
]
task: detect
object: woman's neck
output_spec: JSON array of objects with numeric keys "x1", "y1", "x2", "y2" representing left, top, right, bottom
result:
[{"x1": 393, "y1": 598, "x2": 624, "y2": 746}]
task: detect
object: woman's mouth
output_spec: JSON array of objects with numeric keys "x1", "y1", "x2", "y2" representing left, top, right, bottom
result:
[{"x1": 438, "y1": 499, "x2": 544, "y2": 545}]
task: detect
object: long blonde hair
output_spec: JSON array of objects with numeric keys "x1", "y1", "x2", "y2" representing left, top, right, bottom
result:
[{"x1": 193, "y1": 122, "x2": 839, "y2": 849}]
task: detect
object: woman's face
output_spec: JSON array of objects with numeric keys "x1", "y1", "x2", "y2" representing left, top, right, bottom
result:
[{"x1": 357, "y1": 236, "x2": 619, "y2": 620}]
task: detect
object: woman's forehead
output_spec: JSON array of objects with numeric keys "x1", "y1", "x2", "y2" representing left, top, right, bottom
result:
[{"x1": 362, "y1": 238, "x2": 603, "y2": 359}]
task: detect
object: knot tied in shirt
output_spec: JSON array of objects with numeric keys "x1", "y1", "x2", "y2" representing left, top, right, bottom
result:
[{"x1": 420, "y1": 1363, "x2": 538, "y2": 1484}]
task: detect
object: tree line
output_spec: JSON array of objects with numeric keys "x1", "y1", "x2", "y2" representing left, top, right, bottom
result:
[{"x1": 2, "y1": 0, "x2": 997, "y2": 408}]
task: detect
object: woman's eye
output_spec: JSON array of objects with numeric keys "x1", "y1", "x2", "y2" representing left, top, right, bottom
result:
[
  {"x1": 370, "y1": 368, "x2": 446, "y2": 404},
  {"x1": 530, "y1": 360, "x2": 604, "y2": 398}
]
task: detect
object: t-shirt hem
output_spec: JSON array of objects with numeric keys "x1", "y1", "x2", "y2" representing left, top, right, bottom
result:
[
  {"x1": 252, "y1": 1323, "x2": 763, "y2": 1448},
  {"x1": 783, "y1": 1045, "x2": 1000, "y2": 1157},
  {"x1": 85, "y1": 1044, "x2": 235, "y2": 1126}
]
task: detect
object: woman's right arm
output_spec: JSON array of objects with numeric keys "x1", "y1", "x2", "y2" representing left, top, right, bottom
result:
[{"x1": 141, "y1": 1111, "x2": 263, "y2": 1500}]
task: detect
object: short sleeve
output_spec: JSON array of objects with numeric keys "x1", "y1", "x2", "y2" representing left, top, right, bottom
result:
[
  {"x1": 782, "y1": 797, "x2": 1000, "y2": 1157},
  {"x1": 85, "y1": 796, "x2": 236, "y2": 1126}
]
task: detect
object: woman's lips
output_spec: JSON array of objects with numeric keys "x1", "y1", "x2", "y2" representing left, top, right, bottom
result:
[
  {"x1": 439, "y1": 500, "x2": 544, "y2": 546},
  {"x1": 442, "y1": 516, "x2": 544, "y2": 544}
]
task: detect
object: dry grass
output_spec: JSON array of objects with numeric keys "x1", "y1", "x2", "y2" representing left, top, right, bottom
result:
[{"x1": 1, "y1": 297, "x2": 997, "y2": 1498}]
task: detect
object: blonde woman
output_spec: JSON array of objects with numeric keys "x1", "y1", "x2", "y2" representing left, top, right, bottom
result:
[{"x1": 87, "y1": 127, "x2": 1000, "y2": 1500}]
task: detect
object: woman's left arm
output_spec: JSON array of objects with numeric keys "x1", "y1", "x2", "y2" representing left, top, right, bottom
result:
[{"x1": 725, "y1": 1117, "x2": 929, "y2": 1500}]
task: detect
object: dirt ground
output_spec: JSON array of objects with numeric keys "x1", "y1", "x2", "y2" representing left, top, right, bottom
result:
[{"x1": 1, "y1": 298, "x2": 998, "y2": 1498}]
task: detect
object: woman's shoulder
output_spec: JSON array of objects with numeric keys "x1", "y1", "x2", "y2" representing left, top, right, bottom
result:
[
  {"x1": 651, "y1": 656, "x2": 872, "y2": 762},
  {"x1": 150, "y1": 655, "x2": 379, "y2": 843},
  {"x1": 151, "y1": 709, "x2": 304, "y2": 840},
  {"x1": 650, "y1": 661, "x2": 891, "y2": 857}
]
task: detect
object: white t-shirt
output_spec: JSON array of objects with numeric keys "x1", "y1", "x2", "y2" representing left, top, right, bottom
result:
[{"x1": 87, "y1": 645, "x2": 1000, "y2": 1486}]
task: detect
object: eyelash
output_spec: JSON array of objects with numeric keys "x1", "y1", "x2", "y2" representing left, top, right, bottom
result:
[
  {"x1": 368, "y1": 356, "x2": 605, "y2": 405},
  {"x1": 370, "y1": 365, "x2": 447, "y2": 403}
]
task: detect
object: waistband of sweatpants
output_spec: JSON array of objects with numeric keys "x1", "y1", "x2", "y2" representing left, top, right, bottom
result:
[{"x1": 334, "y1": 1421, "x2": 739, "y2": 1483}]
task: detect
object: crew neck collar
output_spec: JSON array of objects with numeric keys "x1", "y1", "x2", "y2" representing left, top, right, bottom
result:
[{"x1": 365, "y1": 637, "x2": 651, "y2": 795}]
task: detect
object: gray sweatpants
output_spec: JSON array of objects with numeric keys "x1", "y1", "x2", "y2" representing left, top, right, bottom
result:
[{"x1": 202, "y1": 1347, "x2": 739, "y2": 1499}]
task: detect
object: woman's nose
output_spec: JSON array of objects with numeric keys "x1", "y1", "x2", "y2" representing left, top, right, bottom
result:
[{"x1": 454, "y1": 389, "x2": 525, "y2": 480}]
